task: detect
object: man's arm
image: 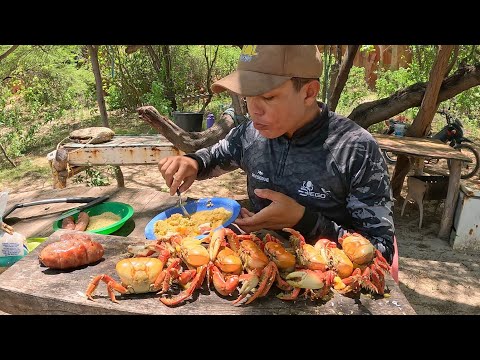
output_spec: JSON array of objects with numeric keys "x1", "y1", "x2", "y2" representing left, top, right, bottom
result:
[
  {"x1": 294, "y1": 141, "x2": 395, "y2": 265},
  {"x1": 185, "y1": 113, "x2": 249, "y2": 180}
]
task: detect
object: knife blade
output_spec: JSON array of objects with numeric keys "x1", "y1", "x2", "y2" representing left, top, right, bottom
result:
[
  {"x1": 54, "y1": 195, "x2": 111, "y2": 222},
  {"x1": 3, "y1": 197, "x2": 104, "y2": 220}
]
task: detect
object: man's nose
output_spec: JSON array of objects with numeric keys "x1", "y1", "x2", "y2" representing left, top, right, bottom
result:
[{"x1": 246, "y1": 97, "x2": 262, "y2": 115}]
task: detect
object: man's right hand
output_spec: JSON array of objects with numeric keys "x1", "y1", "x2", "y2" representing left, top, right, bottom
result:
[{"x1": 158, "y1": 156, "x2": 199, "y2": 196}]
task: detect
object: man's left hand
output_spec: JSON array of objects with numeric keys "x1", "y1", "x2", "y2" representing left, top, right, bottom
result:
[{"x1": 234, "y1": 189, "x2": 305, "y2": 233}]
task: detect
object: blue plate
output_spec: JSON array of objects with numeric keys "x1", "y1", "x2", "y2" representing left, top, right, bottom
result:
[{"x1": 145, "y1": 197, "x2": 241, "y2": 240}]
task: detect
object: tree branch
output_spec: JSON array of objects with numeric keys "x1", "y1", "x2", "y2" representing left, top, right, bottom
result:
[
  {"x1": 0, "y1": 45, "x2": 19, "y2": 62},
  {"x1": 349, "y1": 64, "x2": 480, "y2": 129},
  {"x1": 137, "y1": 105, "x2": 235, "y2": 153},
  {"x1": 328, "y1": 45, "x2": 359, "y2": 111},
  {"x1": 0, "y1": 143, "x2": 16, "y2": 168}
]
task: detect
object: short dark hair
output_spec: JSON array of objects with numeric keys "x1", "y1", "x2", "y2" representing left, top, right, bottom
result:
[{"x1": 291, "y1": 77, "x2": 319, "y2": 92}]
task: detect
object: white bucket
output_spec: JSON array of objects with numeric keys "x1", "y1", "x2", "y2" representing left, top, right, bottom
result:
[{"x1": 394, "y1": 123, "x2": 406, "y2": 137}]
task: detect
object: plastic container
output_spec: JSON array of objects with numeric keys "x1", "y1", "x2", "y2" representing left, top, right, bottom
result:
[
  {"x1": 394, "y1": 123, "x2": 406, "y2": 137},
  {"x1": 0, "y1": 231, "x2": 28, "y2": 267},
  {"x1": 206, "y1": 113, "x2": 215, "y2": 129},
  {"x1": 145, "y1": 197, "x2": 241, "y2": 240},
  {"x1": 52, "y1": 202, "x2": 134, "y2": 235},
  {"x1": 26, "y1": 237, "x2": 48, "y2": 252},
  {"x1": 172, "y1": 111, "x2": 203, "y2": 132}
]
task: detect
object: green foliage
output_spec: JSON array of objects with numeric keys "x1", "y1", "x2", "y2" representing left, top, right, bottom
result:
[
  {"x1": 360, "y1": 45, "x2": 375, "y2": 54},
  {"x1": 0, "y1": 45, "x2": 95, "y2": 158},
  {"x1": 103, "y1": 45, "x2": 240, "y2": 114},
  {"x1": 72, "y1": 167, "x2": 111, "y2": 187},
  {"x1": 375, "y1": 67, "x2": 416, "y2": 99},
  {"x1": 103, "y1": 45, "x2": 157, "y2": 110},
  {"x1": 141, "y1": 80, "x2": 172, "y2": 116},
  {"x1": 335, "y1": 66, "x2": 373, "y2": 115},
  {"x1": 171, "y1": 45, "x2": 240, "y2": 112},
  {"x1": 0, "y1": 158, "x2": 50, "y2": 180},
  {"x1": 442, "y1": 86, "x2": 480, "y2": 123}
]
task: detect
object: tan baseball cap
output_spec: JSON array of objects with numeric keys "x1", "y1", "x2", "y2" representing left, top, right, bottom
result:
[{"x1": 211, "y1": 45, "x2": 322, "y2": 97}]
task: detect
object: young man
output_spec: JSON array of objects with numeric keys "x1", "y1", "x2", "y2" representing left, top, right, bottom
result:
[{"x1": 158, "y1": 45, "x2": 395, "y2": 264}]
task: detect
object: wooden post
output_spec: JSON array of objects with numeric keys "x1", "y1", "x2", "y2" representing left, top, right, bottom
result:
[
  {"x1": 114, "y1": 166, "x2": 125, "y2": 187},
  {"x1": 438, "y1": 159, "x2": 462, "y2": 239},
  {"x1": 50, "y1": 148, "x2": 69, "y2": 189}
]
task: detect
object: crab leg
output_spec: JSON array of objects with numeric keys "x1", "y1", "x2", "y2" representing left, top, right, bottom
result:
[
  {"x1": 85, "y1": 274, "x2": 128, "y2": 303},
  {"x1": 154, "y1": 258, "x2": 181, "y2": 293},
  {"x1": 277, "y1": 287, "x2": 302, "y2": 301},
  {"x1": 244, "y1": 262, "x2": 278, "y2": 304},
  {"x1": 159, "y1": 265, "x2": 207, "y2": 306}
]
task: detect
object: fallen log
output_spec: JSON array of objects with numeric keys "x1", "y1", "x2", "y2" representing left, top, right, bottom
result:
[{"x1": 137, "y1": 105, "x2": 236, "y2": 153}]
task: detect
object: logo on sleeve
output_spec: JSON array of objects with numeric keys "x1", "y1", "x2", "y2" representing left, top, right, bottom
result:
[
  {"x1": 298, "y1": 181, "x2": 331, "y2": 199},
  {"x1": 251, "y1": 169, "x2": 269, "y2": 183}
]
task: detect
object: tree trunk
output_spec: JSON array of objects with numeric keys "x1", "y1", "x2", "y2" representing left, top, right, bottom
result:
[
  {"x1": 0, "y1": 45, "x2": 19, "y2": 62},
  {"x1": 407, "y1": 45, "x2": 455, "y2": 137},
  {"x1": 137, "y1": 105, "x2": 235, "y2": 153},
  {"x1": 349, "y1": 64, "x2": 480, "y2": 129},
  {"x1": 160, "y1": 45, "x2": 178, "y2": 111},
  {"x1": 114, "y1": 46, "x2": 142, "y2": 107},
  {"x1": 0, "y1": 143, "x2": 16, "y2": 167},
  {"x1": 328, "y1": 45, "x2": 359, "y2": 111},
  {"x1": 444, "y1": 45, "x2": 459, "y2": 77},
  {"x1": 391, "y1": 45, "x2": 455, "y2": 198},
  {"x1": 321, "y1": 46, "x2": 331, "y2": 102},
  {"x1": 200, "y1": 46, "x2": 220, "y2": 113},
  {"x1": 88, "y1": 45, "x2": 109, "y2": 128}
]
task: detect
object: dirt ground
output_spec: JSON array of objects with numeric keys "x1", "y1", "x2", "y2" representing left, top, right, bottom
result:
[{"x1": 3, "y1": 158, "x2": 480, "y2": 315}]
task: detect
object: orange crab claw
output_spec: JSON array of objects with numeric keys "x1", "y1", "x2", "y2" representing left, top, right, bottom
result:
[
  {"x1": 243, "y1": 262, "x2": 278, "y2": 305},
  {"x1": 232, "y1": 273, "x2": 259, "y2": 305},
  {"x1": 232, "y1": 262, "x2": 278, "y2": 305},
  {"x1": 209, "y1": 263, "x2": 240, "y2": 296},
  {"x1": 208, "y1": 228, "x2": 226, "y2": 261},
  {"x1": 285, "y1": 270, "x2": 329, "y2": 290}
]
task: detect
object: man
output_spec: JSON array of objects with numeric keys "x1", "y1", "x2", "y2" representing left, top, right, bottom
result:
[{"x1": 158, "y1": 45, "x2": 395, "y2": 264}]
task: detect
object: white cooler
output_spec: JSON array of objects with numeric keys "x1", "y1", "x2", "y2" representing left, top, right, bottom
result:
[{"x1": 450, "y1": 184, "x2": 480, "y2": 252}]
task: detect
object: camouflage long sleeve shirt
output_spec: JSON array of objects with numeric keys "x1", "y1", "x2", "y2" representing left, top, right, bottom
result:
[{"x1": 190, "y1": 103, "x2": 395, "y2": 264}]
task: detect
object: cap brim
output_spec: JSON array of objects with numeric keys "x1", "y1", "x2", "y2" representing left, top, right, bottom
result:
[{"x1": 211, "y1": 70, "x2": 291, "y2": 97}]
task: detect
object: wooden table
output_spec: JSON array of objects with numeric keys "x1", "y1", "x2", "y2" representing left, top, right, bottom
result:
[
  {"x1": 373, "y1": 134, "x2": 472, "y2": 239},
  {"x1": 49, "y1": 135, "x2": 182, "y2": 188},
  {"x1": 0, "y1": 187, "x2": 416, "y2": 315}
]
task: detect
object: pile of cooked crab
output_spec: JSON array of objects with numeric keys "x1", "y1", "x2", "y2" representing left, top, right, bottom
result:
[{"x1": 85, "y1": 227, "x2": 391, "y2": 306}]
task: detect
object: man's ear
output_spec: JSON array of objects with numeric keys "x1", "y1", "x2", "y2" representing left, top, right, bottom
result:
[{"x1": 304, "y1": 80, "x2": 320, "y2": 105}]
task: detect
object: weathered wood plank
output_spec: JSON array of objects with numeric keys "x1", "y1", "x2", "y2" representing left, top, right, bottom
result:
[
  {"x1": 373, "y1": 134, "x2": 471, "y2": 162},
  {"x1": 0, "y1": 229, "x2": 416, "y2": 315}
]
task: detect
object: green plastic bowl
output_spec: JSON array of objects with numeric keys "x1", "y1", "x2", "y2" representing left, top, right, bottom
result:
[
  {"x1": 52, "y1": 201, "x2": 134, "y2": 235},
  {"x1": 26, "y1": 237, "x2": 48, "y2": 252}
]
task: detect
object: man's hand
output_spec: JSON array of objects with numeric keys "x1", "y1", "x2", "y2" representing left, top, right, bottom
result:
[
  {"x1": 234, "y1": 189, "x2": 305, "y2": 233},
  {"x1": 158, "y1": 156, "x2": 199, "y2": 196}
]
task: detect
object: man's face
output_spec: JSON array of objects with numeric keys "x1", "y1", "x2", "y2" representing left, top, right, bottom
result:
[{"x1": 245, "y1": 79, "x2": 311, "y2": 139}]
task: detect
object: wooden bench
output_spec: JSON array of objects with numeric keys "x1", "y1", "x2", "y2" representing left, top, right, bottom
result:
[{"x1": 48, "y1": 135, "x2": 182, "y2": 189}]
